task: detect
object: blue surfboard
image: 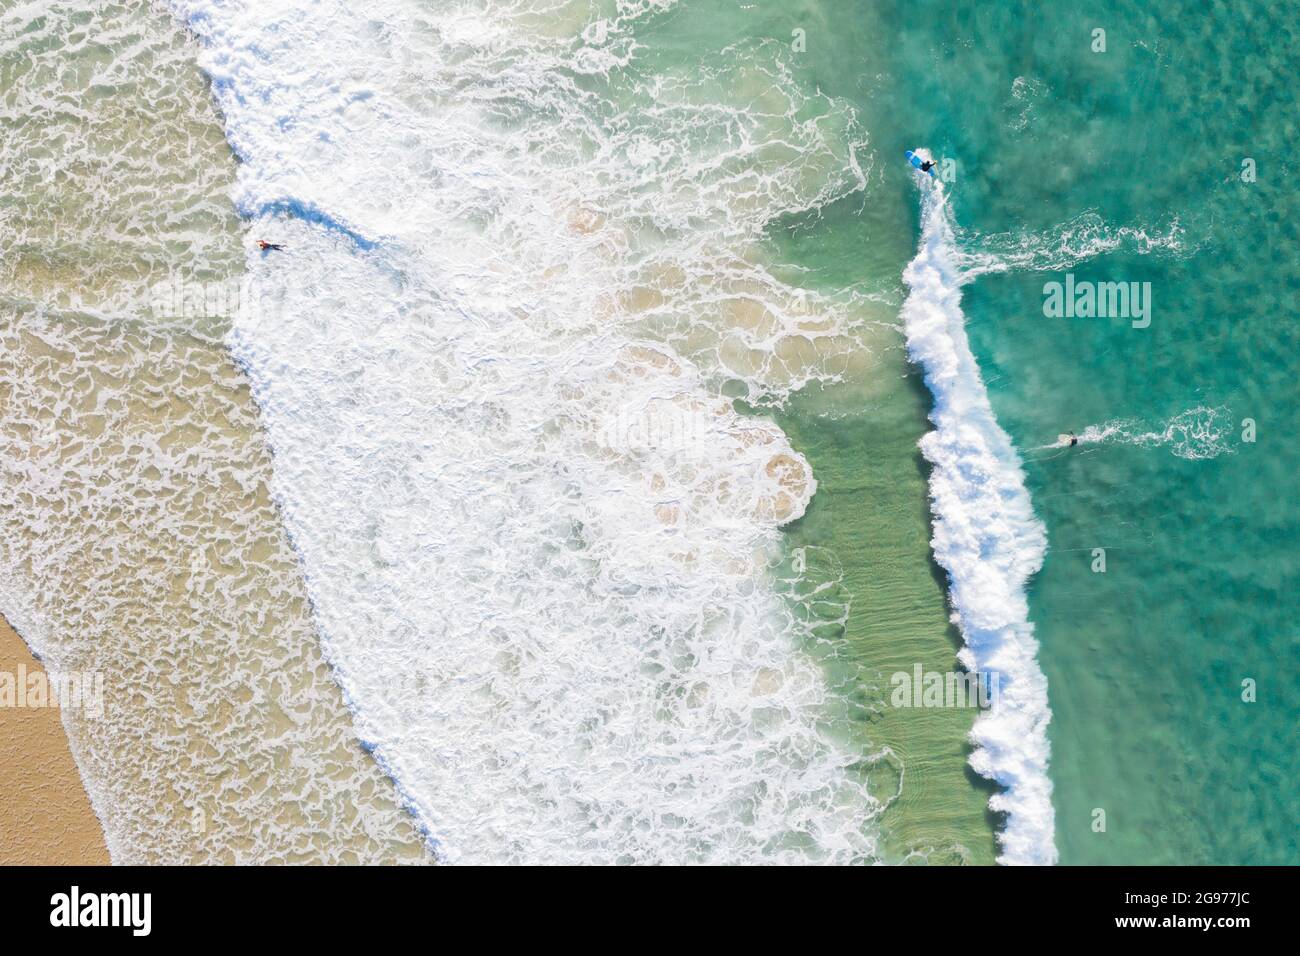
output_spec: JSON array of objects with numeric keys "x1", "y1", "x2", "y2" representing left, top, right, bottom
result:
[{"x1": 905, "y1": 149, "x2": 936, "y2": 177}]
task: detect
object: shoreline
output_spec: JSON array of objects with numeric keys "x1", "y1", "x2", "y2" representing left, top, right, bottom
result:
[{"x1": 0, "y1": 613, "x2": 110, "y2": 866}]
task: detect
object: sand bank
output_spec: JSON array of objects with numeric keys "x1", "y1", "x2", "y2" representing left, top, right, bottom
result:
[{"x1": 0, "y1": 614, "x2": 109, "y2": 865}]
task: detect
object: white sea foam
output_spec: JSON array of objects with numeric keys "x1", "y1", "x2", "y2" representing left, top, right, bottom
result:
[
  {"x1": 954, "y1": 210, "x2": 1191, "y2": 281},
  {"x1": 1006, "y1": 76, "x2": 1048, "y2": 132},
  {"x1": 169, "y1": 0, "x2": 885, "y2": 863},
  {"x1": 1124, "y1": 405, "x2": 1235, "y2": 460},
  {"x1": 901, "y1": 180, "x2": 1056, "y2": 865}
]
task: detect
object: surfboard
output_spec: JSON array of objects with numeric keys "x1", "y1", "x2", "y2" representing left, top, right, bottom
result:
[{"x1": 905, "y1": 149, "x2": 936, "y2": 177}]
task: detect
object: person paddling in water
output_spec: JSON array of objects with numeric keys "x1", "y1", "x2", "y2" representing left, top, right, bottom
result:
[
  {"x1": 1069, "y1": 431, "x2": 1079, "y2": 447},
  {"x1": 256, "y1": 240, "x2": 285, "y2": 252}
]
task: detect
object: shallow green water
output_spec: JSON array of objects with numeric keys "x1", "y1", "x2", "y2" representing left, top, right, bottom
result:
[{"x1": 773, "y1": 379, "x2": 1002, "y2": 865}]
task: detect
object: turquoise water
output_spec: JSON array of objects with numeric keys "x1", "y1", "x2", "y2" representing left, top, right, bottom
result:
[{"x1": 852, "y1": 0, "x2": 1299, "y2": 863}]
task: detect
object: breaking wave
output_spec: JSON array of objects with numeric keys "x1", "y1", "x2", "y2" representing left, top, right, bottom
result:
[{"x1": 901, "y1": 177, "x2": 1056, "y2": 866}]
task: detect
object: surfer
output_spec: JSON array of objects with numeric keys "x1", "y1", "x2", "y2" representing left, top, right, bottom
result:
[
  {"x1": 1069, "y1": 431, "x2": 1079, "y2": 447},
  {"x1": 256, "y1": 240, "x2": 285, "y2": 252},
  {"x1": 919, "y1": 158, "x2": 936, "y2": 173}
]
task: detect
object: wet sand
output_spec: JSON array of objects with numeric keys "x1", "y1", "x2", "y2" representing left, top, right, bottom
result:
[{"x1": 0, "y1": 614, "x2": 109, "y2": 865}]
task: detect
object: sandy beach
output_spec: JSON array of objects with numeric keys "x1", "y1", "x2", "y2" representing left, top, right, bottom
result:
[{"x1": 0, "y1": 614, "x2": 108, "y2": 865}]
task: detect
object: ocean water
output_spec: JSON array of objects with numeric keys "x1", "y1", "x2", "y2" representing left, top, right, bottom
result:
[
  {"x1": 859, "y1": 0, "x2": 1299, "y2": 863},
  {"x1": 4, "y1": 0, "x2": 1291, "y2": 866}
]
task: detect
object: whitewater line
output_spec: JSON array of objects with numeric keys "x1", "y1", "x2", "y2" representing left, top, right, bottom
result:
[{"x1": 901, "y1": 183, "x2": 1057, "y2": 865}]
